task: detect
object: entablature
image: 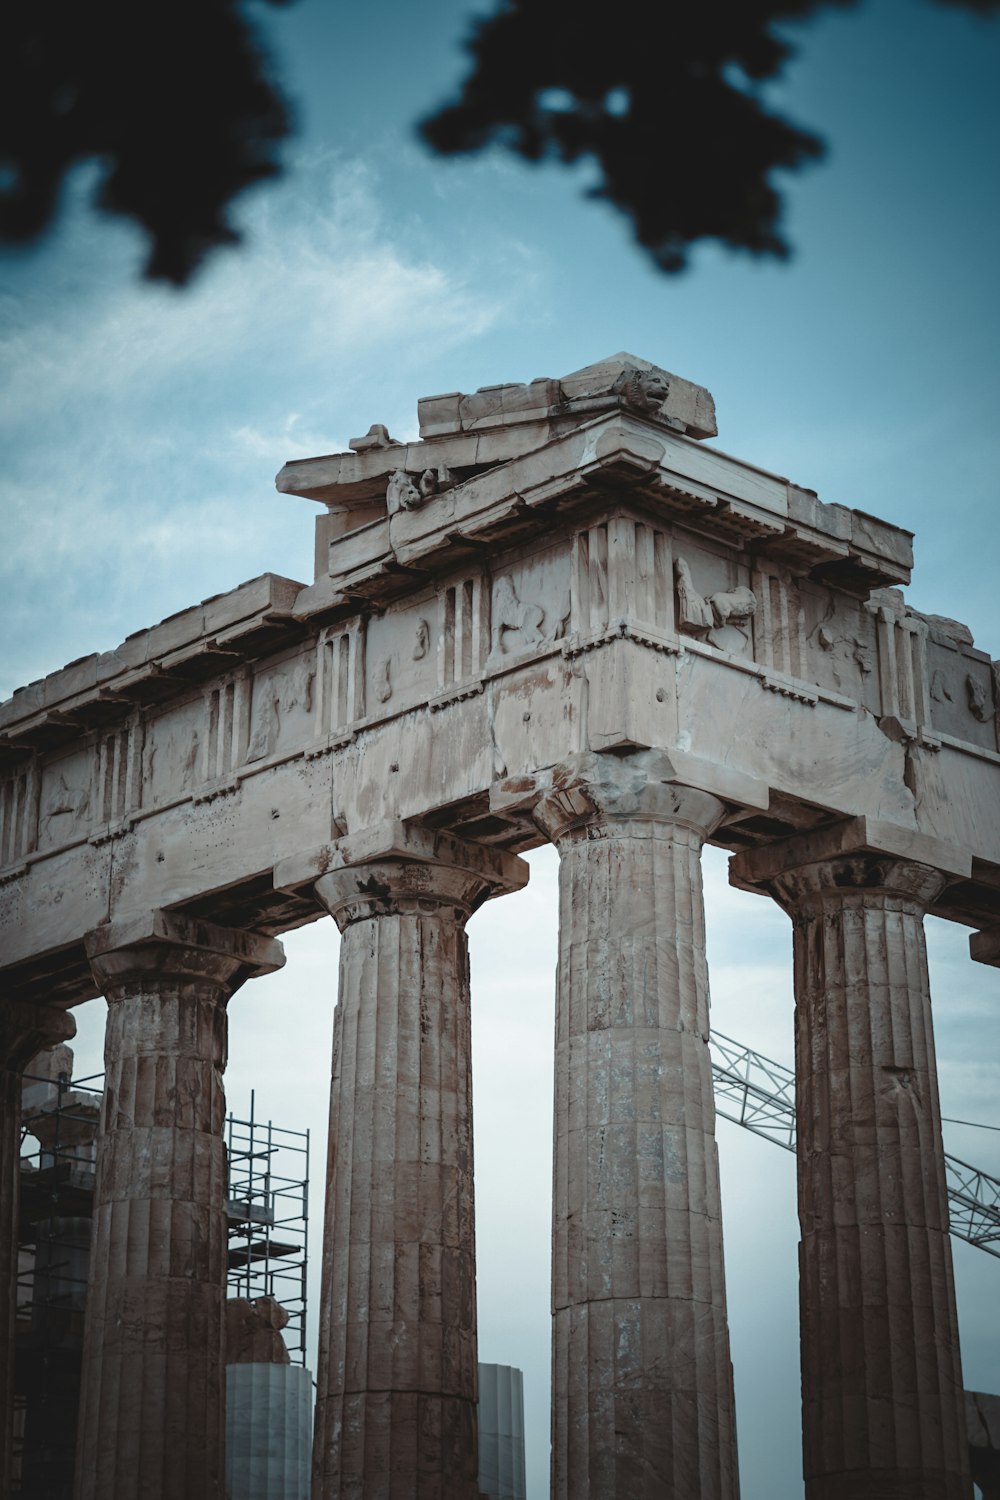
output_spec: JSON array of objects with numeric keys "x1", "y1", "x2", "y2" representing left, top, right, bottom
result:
[{"x1": 3, "y1": 353, "x2": 997, "y2": 1006}]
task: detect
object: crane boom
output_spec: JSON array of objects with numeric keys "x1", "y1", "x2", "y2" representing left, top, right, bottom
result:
[{"x1": 710, "y1": 1028, "x2": 1000, "y2": 1259}]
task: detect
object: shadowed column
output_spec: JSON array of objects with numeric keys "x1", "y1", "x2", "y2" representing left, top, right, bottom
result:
[
  {"x1": 535, "y1": 751, "x2": 739, "y2": 1500},
  {"x1": 310, "y1": 826, "x2": 527, "y2": 1500},
  {"x1": 1, "y1": 1000, "x2": 75, "y2": 1497},
  {"x1": 76, "y1": 911, "x2": 284, "y2": 1500},
  {"x1": 733, "y1": 833, "x2": 971, "y2": 1500}
]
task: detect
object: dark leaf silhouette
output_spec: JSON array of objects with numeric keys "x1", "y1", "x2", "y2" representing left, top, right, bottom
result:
[
  {"x1": 421, "y1": 0, "x2": 999, "y2": 272},
  {"x1": 0, "y1": 0, "x2": 292, "y2": 284}
]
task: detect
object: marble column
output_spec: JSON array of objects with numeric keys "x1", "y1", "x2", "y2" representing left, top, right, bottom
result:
[
  {"x1": 310, "y1": 825, "x2": 528, "y2": 1500},
  {"x1": 0, "y1": 999, "x2": 75, "y2": 1498},
  {"x1": 733, "y1": 833, "x2": 971, "y2": 1500},
  {"x1": 535, "y1": 751, "x2": 739, "y2": 1500},
  {"x1": 76, "y1": 911, "x2": 284, "y2": 1500}
]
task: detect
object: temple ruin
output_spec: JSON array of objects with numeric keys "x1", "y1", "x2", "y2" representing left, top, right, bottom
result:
[{"x1": 1, "y1": 353, "x2": 998, "y2": 1498}]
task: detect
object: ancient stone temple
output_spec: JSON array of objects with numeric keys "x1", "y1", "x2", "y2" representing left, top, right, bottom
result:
[{"x1": 1, "y1": 353, "x2": 997, "y2": 1499}]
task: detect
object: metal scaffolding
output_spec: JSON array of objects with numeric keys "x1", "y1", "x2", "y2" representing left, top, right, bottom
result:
[
  {"x1": 225, "y1": 1092, "x2": 310, "y2": 1366},
  {"x1": 709, "y1": 1027, "x2": 1000, "y2": 1258},
  {"x1": 14, "y1": 1068, "x2": 309, "y2": 1498}
]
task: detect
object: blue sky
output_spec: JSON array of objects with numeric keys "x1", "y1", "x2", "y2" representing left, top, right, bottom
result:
[{"x1": 3, "y1": 0, "x2": 999, "y2": 1494}]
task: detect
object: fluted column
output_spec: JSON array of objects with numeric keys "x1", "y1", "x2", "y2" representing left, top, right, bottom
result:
[
  {"x1": 76, "y1": 911, "x2": 284, "y2": 1500},
  {"x1": 0, "y1": 1000, "x2": 75, "y2": 1497},
  {"x1": 733, "y1": 832, "x2": 971, "y2": 1500},
  {"x1": 535, "y1": 751, "x2": 739, "y2": 1500},
  {"x1": 310, "y1": 825, "x2": 528, "y2": 1500}
]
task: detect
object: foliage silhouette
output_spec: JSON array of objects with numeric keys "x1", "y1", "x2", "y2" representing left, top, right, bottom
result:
[
  {"x1": 421, "y1": 0, "x2": 1000, "y2": 273},
  {"x1": 0, "y1": 0, "x2": 291, "y2": 284},
  {"x1": 1, "y1": 0, "x2": 996, "y2": 283}
]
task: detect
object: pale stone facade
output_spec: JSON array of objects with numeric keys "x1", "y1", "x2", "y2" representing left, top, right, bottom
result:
[{"x1": 1, "y1": 353, "x2": 998, "y2": 1498}]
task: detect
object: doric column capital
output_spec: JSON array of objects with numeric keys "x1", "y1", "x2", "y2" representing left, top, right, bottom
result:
[
  {"x1": 0, "y1": 1000, "x2": 75, "y2": 1075},
  {"x1": 730, "y1": 814, "x2": 957, "y2": 918},
  {"x1": 770, "y1": 854, "x2": 946, "y2": 915},
  {"x1": 533, "y1": 749, "x2": 725, "y2": 846},
  {"x1": 84, "y1": 909, "x2": 285, "y2": 997},
  {"x1": 305, "y1": 821, "x2": 529, "y2": 931}
]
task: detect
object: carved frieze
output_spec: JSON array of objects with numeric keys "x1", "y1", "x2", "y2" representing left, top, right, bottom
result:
[
  {"x1": 675, "y1": 554, "x2": 756, "y2": 656},
  {"x1": 37, "y1": 750, "x2": 93, "y2": 852},
  {"x1": 246, "y1": 657, "x2": 315, "y2": 764},
  {"x1": 924, "y1": 620, "x2": 998, "y2": 751}
]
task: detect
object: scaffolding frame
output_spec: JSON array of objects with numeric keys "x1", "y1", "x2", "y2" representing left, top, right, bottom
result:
[{"x1": 225, "y1": 1091, "x2": 310, "y2": 1367}]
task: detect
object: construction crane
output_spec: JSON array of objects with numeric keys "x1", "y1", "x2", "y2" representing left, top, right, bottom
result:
[{"x1": 710, "y1": 1029, "x2": 1000, "y2": 1259}]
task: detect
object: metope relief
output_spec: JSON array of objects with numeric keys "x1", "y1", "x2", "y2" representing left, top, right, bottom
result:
[
  {"x1": 493, "y1": 573, "x2": 568, "y2": 659},
  {"x1": 675, "y1": 556, "x2": 756, "y2": 656},
  {"x1": 246, "y1": 656, "x2": 315, "y2": 764},
  {"x1": 36, "y1": 750, "x2": 93, "y2": 853},
  {"x1": 925, "y1": 626, "x2": 998, "y2": 750},
  {"x1": 800, "y1": 582, "x2": 878, "y2": 710}
]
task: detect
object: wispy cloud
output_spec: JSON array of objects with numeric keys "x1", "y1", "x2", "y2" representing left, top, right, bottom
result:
[{"x1": 1, "y1": 150, "x2": 546, "y2": 697}]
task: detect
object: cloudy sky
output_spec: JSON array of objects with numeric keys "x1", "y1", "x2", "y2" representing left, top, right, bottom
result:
[{"x1": 4, "y1": 0, "x2": 999, "y2": 1494}]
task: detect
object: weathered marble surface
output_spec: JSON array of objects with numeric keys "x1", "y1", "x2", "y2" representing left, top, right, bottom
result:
[
  {"x1": 309, "y1": 827, "x2": 527, "y2": 1500},
  {"x1": 537, "y1": 753, "x2": 739, "y2": 1500},
  {"x1": 733, "y1": 834, "x2": 971, "y2": 1500},
  {"x1": 0, "y1": 354, "x2": 997, "y2": 1500},
  {"x1": 74, "y1": 913, "x2": 283, "y2": 1500},
  {"x1": 3, "y1": 356, "x2": 997, "y2": 1001}
]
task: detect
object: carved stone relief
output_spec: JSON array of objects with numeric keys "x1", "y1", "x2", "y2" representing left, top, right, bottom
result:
[
  {"x1": 386, "y1": 470, "x2": 422, "y2": 515},
  {"x1": 413, "y1": 619, "x2": 430, "y2": 661},
  {"x1": 675, "y1": 555, "x2": 757, "y2": 656},
  {"x1": 386, "y1": 465, "x2": 456, "y2": 517},
  {"x1": 800, "y1": 583, "x2": 878, "y2": 708},
  {"x1": 925, "y1": 633, "x2": 997, "y2": 749},
  {"x1": 247, "y1": 658, "x2": 315, "y2": 764},
  {"x1": 375, "y1": 658, "x2": 393, "y2": 704},
  {"x1": 145, "y1": 715, "x2": 201, "y2": 801},
  {"x1": 495, "y1": 575, "x2": 546, "y2": 654},
  {"x1": 37, "y1": 751, "x2": 93, "y2": 851}
]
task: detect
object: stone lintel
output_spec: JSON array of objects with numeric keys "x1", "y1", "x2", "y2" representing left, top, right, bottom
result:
[
  {"x1": 84, "y1": 909, "x2": 285, "y2": 979},
  {"x1": 970, "y1": 927, "x2": 1000, "y2": 968},
  {"x1": 274, "y1": 819, "x2": 529, "y2": 899},
  {"x1": 730, "y1": 813, "x2": 972, "y2": 893},
  {"x1": 491, "y1": 751, "x2": 768, "y2": 827}
]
